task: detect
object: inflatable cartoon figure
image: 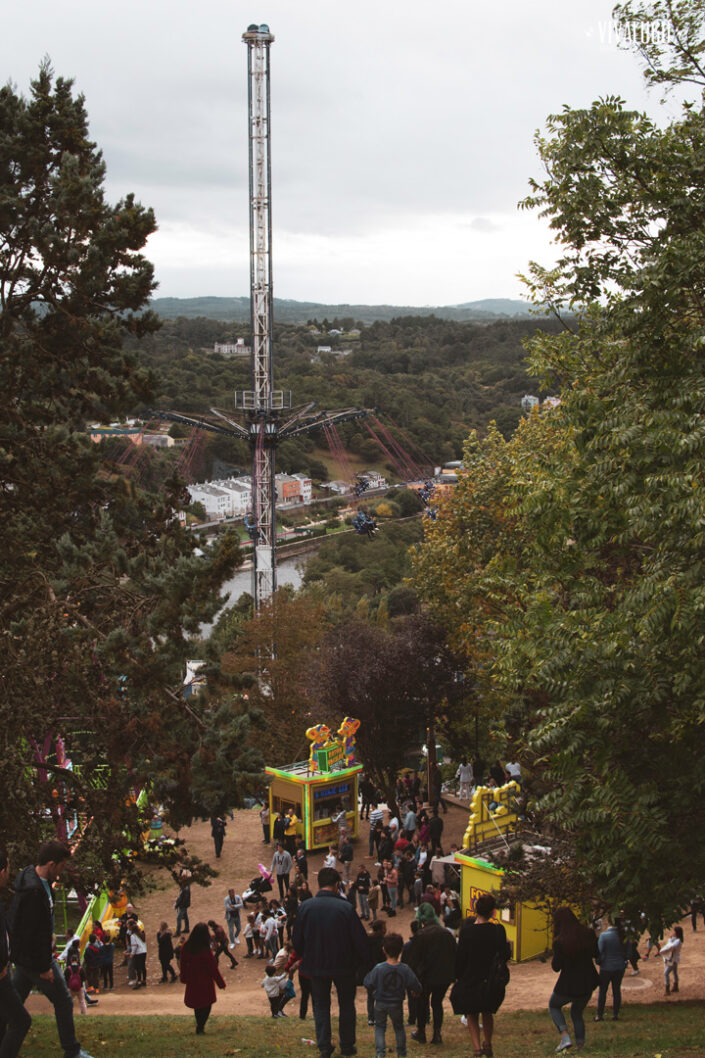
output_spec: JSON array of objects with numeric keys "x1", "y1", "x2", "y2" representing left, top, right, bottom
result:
[
  {"x1": 306, "y1": 723, "x2": 332, "y2": 773},
  {"x1": 336, "y1": 716, "x2": 361, "y2": 767}
]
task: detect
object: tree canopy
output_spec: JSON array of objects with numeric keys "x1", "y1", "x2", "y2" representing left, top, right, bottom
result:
[
  {"x1": 0, "y1": 66, "x2": 260, "y2": 889},
  {"x1": 414, "y1": 0, "x2": 705, "y2": 926}
]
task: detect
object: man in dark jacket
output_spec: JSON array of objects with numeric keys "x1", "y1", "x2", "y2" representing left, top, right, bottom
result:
[
  {"x1": 292, "y1": 867, "x2": 369, "y2": 1058},
  {"x1": 8, "y1": 840, "x2": 93, "y2": 1058},
  {"x1": 175, "y1": 874, "x2": 191, "y2": 936},
  {"x1": 0, "y1": 845, "x2": 32, "y2": 1058},
  {"x1": 404, "y1": 904, "x2": 456, "y2": 1044}
]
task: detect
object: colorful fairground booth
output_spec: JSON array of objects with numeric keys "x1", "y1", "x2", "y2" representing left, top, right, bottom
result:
[
  {"x1": 265, "y1": 718, "x2": 363, "y2": 851},
  {"x1": 454, "y1": 780, "x2": 552, "y2": 962}
]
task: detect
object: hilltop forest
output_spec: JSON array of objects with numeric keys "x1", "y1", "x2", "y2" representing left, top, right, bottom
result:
[{"x1": 129, "y1": 313, "x2": 562, "y2": 482}]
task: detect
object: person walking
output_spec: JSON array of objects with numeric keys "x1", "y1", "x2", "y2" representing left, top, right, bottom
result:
[
  {"x1": 451, "y1": 893, "x2": 511, "y2": 1058},
  {"x1": 8, "y1": 840, "x2": 93, "y2": 1058},
  {"x1": 428, "y1": 810, "x2": 444, "y2": 858},
  {"x1": 404, "y1": 902, "x2": 456, "y2": 1045},
  {"x1": 224, "y1": 889, "x2": 243, "y2": 947},
  {"x1": 210, "y1": 816, "x2": 227, "y2": 859},
  {"x1": 0, "y1": 845, "x2": 32, "y2": 1058},
  {"x1": 64, "y1": 952, "x2": 87, "y2": 1015},
  {"x1": 364, "y1": 932, "x2": 421, "y2": 1058},
  {"x1": 659, "y1": 926, "x2": 684, "y2": 995},
  {"x1": 179, "y1": 922, "x2": 226, "y2": 1035},
  {"x1": 157, "y1": 923, "x2": 177, "y2": 983},
  {"x1": 594, "y1": 920, "x2": 625, "y2": 1021},
  {"x1": 353, "y1": 865, "x2": 372, "y2": 921},
  {"x1": 260, "y1": 803, "x2": 271, "y2": 845},
  {"x1": 271, "y1": 844, "x2": 293, "y2": 900},
  {"x1": 548, "y1": 907, "x2": 599, "y2": 1054},
  {"x1": 208, "y1": 921, "x2": 238, "y2": 969},
  {"x1": 175, "y1": 872, "x2": 191, "y2": 936},
  {"x1": 292, "y1": 867, "x2": 369, "y2": 1058},
  {"x1": 455, "y1": 760, "x2": 474, "y2": 800},
  {"x1": 99, "y1": 933, "x2": 114, "y2": 991}
]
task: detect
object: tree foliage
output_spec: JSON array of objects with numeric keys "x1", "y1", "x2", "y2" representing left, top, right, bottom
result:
[
  {"x1": 310, "y1": 613, "x2": 463, "y2": 808},
  {"x1": 414, "y1": 0, "x2": 705, "y2": 927},
  {"x1": 0, "y1": 66, "x2": 259, "y2": 890}
]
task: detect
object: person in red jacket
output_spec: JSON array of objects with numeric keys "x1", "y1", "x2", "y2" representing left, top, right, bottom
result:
[{"x1": 179, "y1": 923, "x2": 226, "y2": 1034}]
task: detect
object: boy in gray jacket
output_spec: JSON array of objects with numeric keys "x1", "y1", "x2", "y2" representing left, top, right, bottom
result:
[{"x1": 364, "y1": 933, "x2": 420, "y2": 1058}]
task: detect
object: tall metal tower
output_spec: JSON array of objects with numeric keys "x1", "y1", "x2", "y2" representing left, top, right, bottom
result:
[
  {"x1": 155, "y1": 24, "x2": 369, "y2": 613},
  {"x1": 242, "y1": 23, "x2": 280, "y2": 605}
]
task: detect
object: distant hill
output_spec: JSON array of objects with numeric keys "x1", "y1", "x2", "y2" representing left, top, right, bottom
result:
[{"x1": 150, "y1": 295, "x2": 536, "y2": 324}]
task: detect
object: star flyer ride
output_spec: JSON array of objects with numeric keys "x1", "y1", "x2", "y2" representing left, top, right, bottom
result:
[{"x1": 265, "y1": 717, "x2": 363, "y2": 851}]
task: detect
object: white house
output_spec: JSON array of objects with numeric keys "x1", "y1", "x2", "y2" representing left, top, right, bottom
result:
[
  {"x1": 187, "y1": 483, "x2": 232, "y2": 520},
  {"x1": 211, "y1": 477, "x2": 252, "y2": 515}
]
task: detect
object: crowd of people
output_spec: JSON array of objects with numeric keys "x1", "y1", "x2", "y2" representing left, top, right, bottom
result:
[{"x1": 0, "y1": 777, "x2": 696, "y2": 1058}]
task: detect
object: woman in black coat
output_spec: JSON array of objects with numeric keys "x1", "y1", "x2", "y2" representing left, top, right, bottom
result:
[
  {"x1": 452, "y1": 893, "x2": 511, "y2": 1058},
  {"x1": 549, "y1": 906, "x2": 599, "y2": 1053}
]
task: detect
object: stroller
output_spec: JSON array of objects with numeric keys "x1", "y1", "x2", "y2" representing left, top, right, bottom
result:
[{"x1": 243, "y1": 873, "x2": 273, "y2": 904}]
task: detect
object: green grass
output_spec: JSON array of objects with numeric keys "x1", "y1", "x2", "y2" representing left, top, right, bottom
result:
[{"x1": 24, "y1": 1005, "x2": 705, "y2": 1058}]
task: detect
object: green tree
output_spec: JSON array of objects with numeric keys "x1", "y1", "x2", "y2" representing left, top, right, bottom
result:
[
  {"x1": 415, "y1": 0, "x2": 705, "y2": 927},
  {"x1": 311, "y1": 613, "x2": 463, "y2": 809},
  {"x1": 0, "y1": 66, "x2": 257, "y2": 889}
]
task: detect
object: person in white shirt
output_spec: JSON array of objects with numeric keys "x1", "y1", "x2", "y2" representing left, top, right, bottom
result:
[
  {"x1": 261, "y1": 964, "x2": 288, "y2": 1017},
  {"x1": 323, "y1": 847, "x2": 337, "y2": 870},
  {"x1": 127, "y1": 926, "x2": 147, "y2": 989},
  {"x1": 455, "y1": 760, "x2": 474, "y2": 800},
  {"x1": 659, "y1": 926, "x2": 683, "y2": 994}
]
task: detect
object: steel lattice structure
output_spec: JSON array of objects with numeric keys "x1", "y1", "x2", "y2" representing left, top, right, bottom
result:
[{"x1": 154, "y1": 24, "x2": 370, "y2": 612}]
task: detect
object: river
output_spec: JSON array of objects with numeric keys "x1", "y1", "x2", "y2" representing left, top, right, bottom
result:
[{"x1": 201, "y1": 553, "x2": 308, "y2": 634}]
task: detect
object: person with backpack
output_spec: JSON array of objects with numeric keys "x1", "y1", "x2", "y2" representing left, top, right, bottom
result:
[
  {"x1": 548, "y1": 907, "x2": 599, "y2": 1054},
  {"x1": 451, "y1": 892, "x2": 511, "y2": 1058},
  {"x1": 64, "y1": 953, "x2": 87, "y2": 1015},
  {"x1": 82, "y1": 934, "x2": 102, "y2": 994}
]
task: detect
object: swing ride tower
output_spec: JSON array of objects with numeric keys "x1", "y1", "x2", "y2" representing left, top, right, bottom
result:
[
  {"x1": 154, "y1": 24, "x2": 370, "y2": 613},
  {"x1": 241, "y1": 23, "x2": 280, "y2": 605}
]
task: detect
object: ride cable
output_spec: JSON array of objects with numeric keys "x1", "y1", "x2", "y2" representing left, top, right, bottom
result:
[
  {"x1": 322, "y1": 421, "x2": 355, "y2": 486},
  {"x1": 370, "y1": 416, "x2": 422, "y2": 480},
  {"x1": 383, "y1": 414, "x2": 435, "y2": 476}
]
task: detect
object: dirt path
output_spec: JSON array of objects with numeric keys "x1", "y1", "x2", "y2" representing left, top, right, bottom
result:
[{"x1": 28, "y1": 806, "x2": 705, "y2": 1019}]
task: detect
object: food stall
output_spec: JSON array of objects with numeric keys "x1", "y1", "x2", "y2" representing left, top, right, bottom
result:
[{"x1": 265, "y1": 718, "x2": 363, "y2": 851}]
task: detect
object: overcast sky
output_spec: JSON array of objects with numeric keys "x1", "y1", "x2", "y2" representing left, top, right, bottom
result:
[{"x1": 2, "y1": 1, "x2": 676, "y2": 306}]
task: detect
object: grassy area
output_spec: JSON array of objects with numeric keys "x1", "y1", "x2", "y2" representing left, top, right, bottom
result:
[{"x1": 24, "y1": 1004, "x2": 705, "y2": 1057}]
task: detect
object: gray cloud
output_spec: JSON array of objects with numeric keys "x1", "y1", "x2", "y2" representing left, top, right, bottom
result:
[{"x1": 1, "y1": 0, "x2": 664, "y2": 303}]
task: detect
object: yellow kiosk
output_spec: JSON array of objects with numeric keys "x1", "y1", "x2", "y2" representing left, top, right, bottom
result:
[
  {"x1": 454, "y1": 781, "x2": 552, "y2": 962},
  {"x1": 265, "y1": 717, "x2": 363, "y2": 851}
]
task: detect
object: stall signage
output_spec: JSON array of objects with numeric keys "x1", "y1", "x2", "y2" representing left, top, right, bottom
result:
[
  {"x1": 315, "y1": 742, "x2": 345, "y2": 772},
  {"x1": 314, "y1": 782, "x2": 350, "y2": 801}
]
